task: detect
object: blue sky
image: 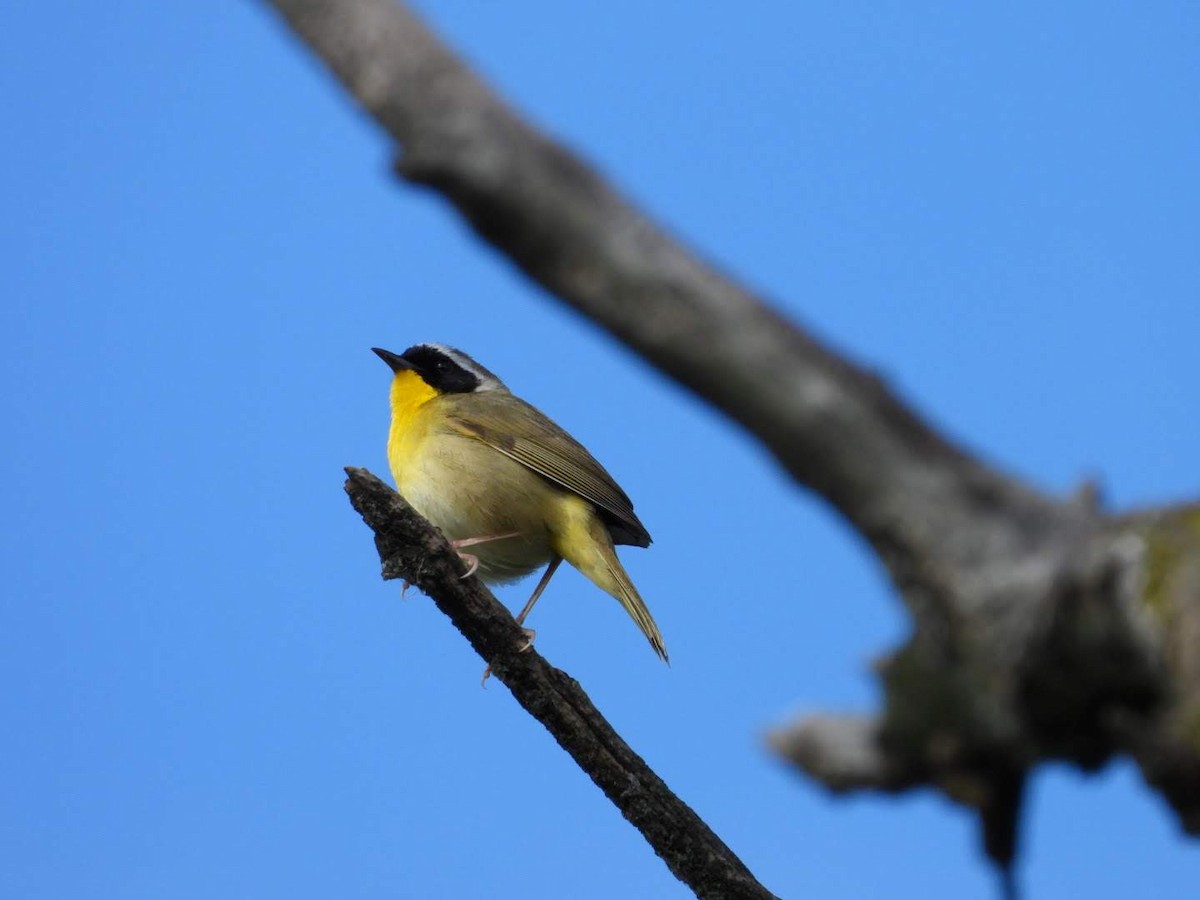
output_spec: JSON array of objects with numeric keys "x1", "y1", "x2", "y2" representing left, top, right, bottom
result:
[{"x1": 3, "y1": 2, "x2": 1198, "y2": 897}]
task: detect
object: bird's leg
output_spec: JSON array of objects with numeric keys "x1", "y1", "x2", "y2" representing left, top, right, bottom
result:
[
  {"x1": 451, "y1": 531, "x2": 521, "y2": 579},
  {"x1": 514, "y1": 556, "x2": 563, "y2": 635},
  {"x1": 481, "y1": 556, "x2": 563, "y2": 687}
]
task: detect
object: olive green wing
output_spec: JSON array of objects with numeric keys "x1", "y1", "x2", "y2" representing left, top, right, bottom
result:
[{"x1": 441, "y1": 392, "x2": 651, "y2": 548}]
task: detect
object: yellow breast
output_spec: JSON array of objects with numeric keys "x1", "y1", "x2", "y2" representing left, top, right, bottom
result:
[{"x1": 382, "y1": 371, "x2": 556, "y2": 583}]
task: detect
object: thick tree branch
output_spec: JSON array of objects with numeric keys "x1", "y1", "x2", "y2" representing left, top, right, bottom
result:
[
  {"x1": 343, "y1": 468, "x2": 777, "y2": 900},
  {"x1": 260, "y1": 0, "x2": 1063, "y2": 574},
  {"x1": 260, "y1": 0, "x2": 1200, "y2": 878}
]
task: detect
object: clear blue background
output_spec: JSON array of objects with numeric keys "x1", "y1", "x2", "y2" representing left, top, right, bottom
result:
[{"x1": 3, "y1": 2, "x2": 1198, "y2": 897}]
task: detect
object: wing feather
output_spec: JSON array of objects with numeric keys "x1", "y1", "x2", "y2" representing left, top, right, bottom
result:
[{"x1": 441, "y1": 392, "x2": 651, "y2": 547}]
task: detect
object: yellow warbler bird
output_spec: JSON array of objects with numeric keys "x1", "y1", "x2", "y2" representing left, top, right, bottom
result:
[{"x1": 373, "y1": 344, "x2": 667, "y2": 662}]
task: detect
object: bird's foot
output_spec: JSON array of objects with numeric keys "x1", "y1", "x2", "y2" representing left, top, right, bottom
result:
[
  {"x1": 451, "y1": 532, "x2": 521, "y2": 579},
  {"x1": 480, "y1": 628, "x2": 538, "y2": 687}
]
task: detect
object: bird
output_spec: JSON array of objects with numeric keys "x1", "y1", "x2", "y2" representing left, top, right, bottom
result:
[{"x1": 372, "y1": 343, "x2": 667, "y2": 663}]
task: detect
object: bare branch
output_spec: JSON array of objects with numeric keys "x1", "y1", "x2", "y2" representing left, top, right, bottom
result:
[
  {"x1": 770, "y1": 508, "x2": 1200, "y2": 853},
  {"x1": 256, "y1": 0, "x2": 1200, "y2": 878},
  {"x1": 767, "y1": 714, "x2": 904, "y2": 792},
  {"x1": 343, "y1": 468, "x2": 778, "y2": 900}
]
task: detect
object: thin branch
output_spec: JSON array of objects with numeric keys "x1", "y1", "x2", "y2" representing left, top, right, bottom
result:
[{"x1": 343, "y1": 468, "x2": 778, "y2": 900}]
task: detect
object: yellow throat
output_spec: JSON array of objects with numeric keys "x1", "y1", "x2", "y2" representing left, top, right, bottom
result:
[{"x1": 386, "y1": 369, "x2": 438, "y2": 475}]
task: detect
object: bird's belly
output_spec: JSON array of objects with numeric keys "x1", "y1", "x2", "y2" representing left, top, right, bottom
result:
[{"x1": 392, "y1": 432, "x2": 556, "y2": 584}]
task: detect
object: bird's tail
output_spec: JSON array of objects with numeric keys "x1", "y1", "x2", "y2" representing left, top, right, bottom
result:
[
  {"x1": 558, "y1": 503, "x2": 668, "y2": 662},
  {"x1": 601, "y1": 548, "x2": 669, "y2": 662}
]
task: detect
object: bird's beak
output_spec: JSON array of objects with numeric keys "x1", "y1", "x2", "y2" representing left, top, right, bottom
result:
[{"x1": 372, "y1": 347, "x2": 413, "y2": 373}]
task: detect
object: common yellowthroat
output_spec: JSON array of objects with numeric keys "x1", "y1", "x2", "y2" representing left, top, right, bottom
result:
[{"x1": 373, "y1": 344, "x2": 667, "y2": 662}]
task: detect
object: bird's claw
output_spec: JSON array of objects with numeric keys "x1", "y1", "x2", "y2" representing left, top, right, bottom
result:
[
  {"x1": 457, "y1": 552, "x2": 480, "y2": 580},
  {"x1": 480, "y1": 628, "x2": 538, "y2": 686},
  {"x1": 449, "y1": 532, "x2": 521, "y2": 580}
]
